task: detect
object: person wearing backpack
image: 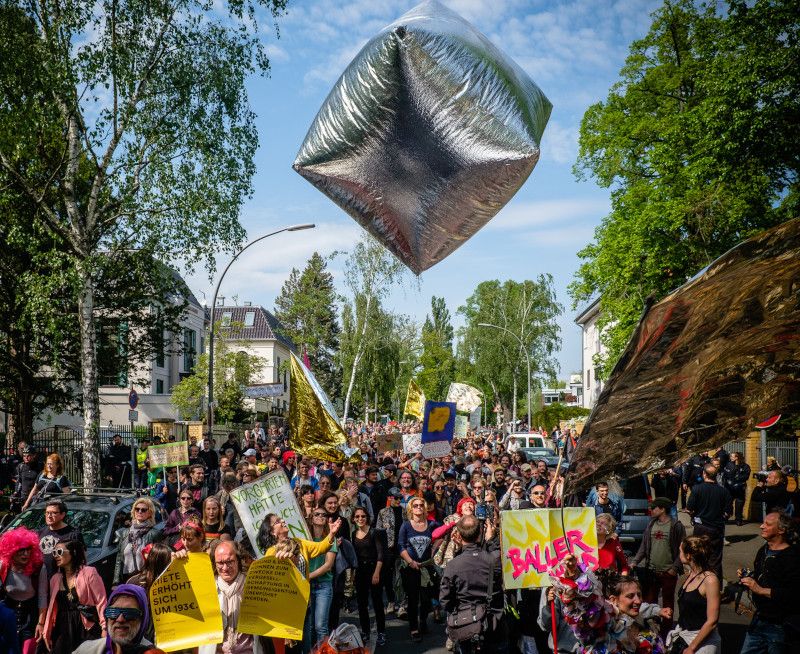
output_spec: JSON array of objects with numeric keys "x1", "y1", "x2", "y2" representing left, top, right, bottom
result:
[{"x1": 440, "y1": 515, "x2": 505, "y2": 654}]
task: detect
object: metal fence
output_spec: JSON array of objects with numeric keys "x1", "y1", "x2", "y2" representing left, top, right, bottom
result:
[{"x1": 724, "y1": 437, "x2": 798, "y2": 470}]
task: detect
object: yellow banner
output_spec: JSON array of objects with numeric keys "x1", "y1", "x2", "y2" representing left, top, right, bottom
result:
[
  {"x1": 238, "y1": 556, "x2": 310, "y2": 640},
  {"x1": 403, "y1": 378, "x2": 425, "y2": 420},
  {"x1": 288, "y1": 352, "x2": 357, "y2": 462},
  {"x1": 150, "y1": 552, "x2": 223, "y2": 651},
  {"x1": 500, "y1": 508, "x2": 599, "y2": 589}
]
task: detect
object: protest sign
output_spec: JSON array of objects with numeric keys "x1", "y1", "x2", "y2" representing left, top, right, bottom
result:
[
  {"x1": 446, "y1": 382, "x2": 483, "y2": 413},
  {"x1": 469, "y1": 406, "x2": 482, "y2": 430},
  {"x1": 421, "y1": 438, "x2": 452, "y2": 459},
  {"x1": 404, "y1": 378, "x2": 426, "y2": 420},
  {"x1": 421, "y1": 401, "x2": 456, "y2": 443},
  {"x1": 230, "y1": 469, "x2": 309, "y2": 557},
  {"x1": 454, "y1": 414, "x2": 468, "y2": 438},
  {"x1": 402, "y1": 432, "x2": 422, "y2": 454},
  {"x1": 238, "y1": 556, "x2": 310, "y2": 640},
  {"x1": 499, "y1": 508, "x2": 599, "y2": 589},
  {"x1": 150, "y1": 552, "x2": 222, "y2": 651},
  {"x1": 147, "y1": 441, "x2": 189, "y2": 468},
  {"x1": 377, "y1": 431, "x2": 403, "y2": 452}
]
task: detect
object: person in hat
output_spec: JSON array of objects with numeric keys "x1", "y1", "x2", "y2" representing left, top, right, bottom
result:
[
  {"x1": 73, "y1": 583, "x2": 162, "y2": 654},
  {"x1": 630, "y1": 497, "x2": 686, "y2": 637},
  {"x1": 12, "y1": 446, "x2": 41, "y2": 514}
]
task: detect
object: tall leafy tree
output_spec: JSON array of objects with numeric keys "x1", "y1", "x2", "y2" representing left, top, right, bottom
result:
[
  {"x1": 570, "y1": 0, "x2": 799, "y2": 376},
  {"x1": 418, "y1": 296, "x2": 456, "y2": 401},
  {"x1": 0, "y1": 0, "x2": 287, "y2": 484},
  {"x1": 458, "y1": 278, "x2": 562, "y2": 419},
  {"x1": 274, "y1": 252, "x2": 341, "y2": 399},
  {"x1": 339, "y1": 237, "x2": 408, "y2": 422}
]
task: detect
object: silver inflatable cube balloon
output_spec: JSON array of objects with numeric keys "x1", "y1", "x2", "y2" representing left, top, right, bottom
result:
[{"x1": 293, "y1": 0, "x2": 552, "y2": 274}]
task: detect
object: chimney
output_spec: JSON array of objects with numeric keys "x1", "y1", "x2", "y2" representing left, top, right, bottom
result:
[
  {"x1": 244, "y1": 301, "x2": 252, "y2": 307},
  {"x1": 217, "y1": 296, "x2": 225, "y2": 306}
]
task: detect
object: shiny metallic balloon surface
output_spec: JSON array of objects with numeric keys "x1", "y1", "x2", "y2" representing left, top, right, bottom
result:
[{"x1": 293, "y1": 0, "x2": 552, "y2": 274}]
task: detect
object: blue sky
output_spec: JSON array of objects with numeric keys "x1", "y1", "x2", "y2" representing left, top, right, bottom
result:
[{"x1": 185, "y1": 0, "x2": 663, "y2": 378}]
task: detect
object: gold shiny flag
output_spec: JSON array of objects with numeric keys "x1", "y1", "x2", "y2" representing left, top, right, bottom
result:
[
  {"x1": 288, "y1": 352, "x2": 357, "y2": 462},
  {"x1": 403, "y1": 378, "x2": 426, "y2": 420}
]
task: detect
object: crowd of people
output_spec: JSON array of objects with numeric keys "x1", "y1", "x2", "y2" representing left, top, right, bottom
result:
[{"x1": 1, "y1": 421, "x2": 798, "y2": 654}]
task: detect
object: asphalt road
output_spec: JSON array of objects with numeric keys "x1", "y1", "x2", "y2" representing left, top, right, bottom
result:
[{"x1": 338, "y1": 516, "x2": 765, "y2": 654}]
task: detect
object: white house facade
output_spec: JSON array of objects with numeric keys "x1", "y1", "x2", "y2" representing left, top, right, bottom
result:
[{"x1": 574, "y1": 298, "x2": 605, "y2": 410}]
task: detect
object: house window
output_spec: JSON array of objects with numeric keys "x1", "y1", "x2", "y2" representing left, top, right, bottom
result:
[
  {"x1": 98, "y1": 320, "x2": 128, "y2": 387},
  {"x1": 244, "y1": 311, "x2": 256, "y2": 327},
  {"x1": 156, "y1": 379, "x2": 164, "y2": 394},
  {"x1": 183, "y1": 328, "x2": 196, "y2": 373}
]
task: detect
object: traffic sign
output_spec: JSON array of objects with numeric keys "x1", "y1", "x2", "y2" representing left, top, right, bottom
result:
[
  {"x1": 128, "y1": 389, "x2": 139, "y2": 410},
  {"x1": 129, "y1": 409, "x2": 139, "y2": 422},
  {"x1": 755, "y1": 415, "x2": 781, "y2": 429}
]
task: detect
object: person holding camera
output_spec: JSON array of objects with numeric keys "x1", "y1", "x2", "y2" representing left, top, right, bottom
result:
[
  {"x1": 751, "y1": 469, "x2": 792, "y2": 515},
  {"x1": 738, "y1": 510, "x2": 800, "y2": 654},
  {"x1": 440, "y1": 515, "x2": 505, "y2": 654}
]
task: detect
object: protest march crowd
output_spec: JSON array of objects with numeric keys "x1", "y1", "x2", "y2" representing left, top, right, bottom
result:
[{"x1": 1, "y1": 420, "x2": 799, "y2": 654}]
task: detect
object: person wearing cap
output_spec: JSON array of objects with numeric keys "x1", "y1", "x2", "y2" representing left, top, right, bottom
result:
[
  {"x1": 73, "y1": 583, "x2": 162, "y2": 654},
  {"x1": 519, "y1": 464, "x2": 536, "y2": 492},
  {"x1": 630, "y1": 497, "x2": 685, "y2": 638},
  {"x1": 376, "y1": 487, "x2": 404, "y2": 614},
  {"x1": 12, "y1": 446, "x2": 42, "y2": 514}
]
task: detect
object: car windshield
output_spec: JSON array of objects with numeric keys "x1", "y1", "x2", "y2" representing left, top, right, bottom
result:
[
  {"x1": 9, "y1": 508, "x2": 109, "y2": 549},
  {"x1": 527, "y1": 449, "x2": 555, "y2": 456},
  {"x1": 618, "y1": 476, "x2": 650, "y2": 500}
]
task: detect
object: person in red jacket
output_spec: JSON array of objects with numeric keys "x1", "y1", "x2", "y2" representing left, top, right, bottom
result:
[{"x1": 596, "y1": 513, "x2": 630, "y2": 575}]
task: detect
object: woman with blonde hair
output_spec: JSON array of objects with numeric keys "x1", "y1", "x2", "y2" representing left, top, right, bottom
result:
[
  {"x1": 596, "y1": 513, "x2": 630, "y2": 575},
  {"x1": 112, "y1": 497, "x2": 163, "y2": 585},
  {"x1": 22, "y1": 454, "x2": 71, "y2": 510},
  {"x1": 201, "y1": 496, "x2": 231, "y2": 544},
  {"x1": 336, "y1": 488, "x2": 354, "y2": 522}
]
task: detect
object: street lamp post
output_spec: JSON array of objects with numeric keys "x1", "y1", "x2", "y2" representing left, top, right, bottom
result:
[
  {"x1": 206, "y1": 224, "x2": 315, "y2": 433},
  {"x1": 477, "y1": 322, "x2": 531, "y2": 431}
]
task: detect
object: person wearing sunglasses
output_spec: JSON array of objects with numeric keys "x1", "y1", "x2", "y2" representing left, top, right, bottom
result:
[
  {"x1": 113, "y1": 498, "x2": 163, "y2": 586},
  {"x1": 41, "y1": 540, "x2": 107, "y2": 654},
  {"x1": 163, "y1": 491, "x2": 201, "y2": 546},
  {"x1": 73, "y1": 583, "x2": 161, "y2": 654}
]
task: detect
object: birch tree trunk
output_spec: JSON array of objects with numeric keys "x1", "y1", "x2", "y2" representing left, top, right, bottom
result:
[
  {"x1": 77, "y1": 261, "x2": 102, "y2": 489},
  {"x1": 342, "y1": 294, "x2": 371, "y2": 423}
]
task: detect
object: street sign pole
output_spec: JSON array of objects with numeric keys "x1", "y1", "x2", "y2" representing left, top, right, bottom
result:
[
  {"x1": 755, "y1": 415, "x2": 781, "y2": 520},
  {"x1": 129, "y1": 389, "x2": 139, "y2": 490}
]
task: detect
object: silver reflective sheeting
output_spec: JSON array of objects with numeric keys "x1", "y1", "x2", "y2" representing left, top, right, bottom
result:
[{"x1": 293, "y1": 0, "x2": 551, "y2": 274}]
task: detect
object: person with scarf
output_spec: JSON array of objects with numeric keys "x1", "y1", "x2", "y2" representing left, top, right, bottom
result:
[
  {"x1": 0, "y1": 526, "x2": 47, "y2": 654},
  {"x1": 113, "y1": 498, "x2": 164, "y2": 586},
  {"x1": 163, "y1": 491, "x2": 201, "y2": 546},
  {"x1": 198, "y1": 541, "x2": 261, "y2": 654},
  {"x1": 73, "y1": 584, "x2": 164, "y2": 654}
]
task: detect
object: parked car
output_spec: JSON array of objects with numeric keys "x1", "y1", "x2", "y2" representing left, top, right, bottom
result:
[
  {"x1": 520, "y1": 447, "x2": 566, "y2": 469},
  {"x1": 0, "y1": 489, "x2": 167, "y2": 590},
  {"x1": 616, "y1": 475, "x2": 652, "y2": 554},
  {"x1": 507, "y1": 433, "x2": 556, "y2": 451}
]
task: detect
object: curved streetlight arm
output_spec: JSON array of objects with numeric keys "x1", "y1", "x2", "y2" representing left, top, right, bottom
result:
[{"x1": 207, "y1": 223, "x2": 315, "y2": 433}]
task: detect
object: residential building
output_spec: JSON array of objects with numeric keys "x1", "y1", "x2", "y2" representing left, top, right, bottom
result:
[
  {"x1": 575, "y1": 297, "x2": 605, "y2": 409},
  {"x1": 541, "y1": 374, "x2": 583, "y2": 407},
  {"x1": 211, "y1": 302, "x2": 296, "y2": 418}
]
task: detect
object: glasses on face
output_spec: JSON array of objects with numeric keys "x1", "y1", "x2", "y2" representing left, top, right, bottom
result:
[
  {"x1": 216, "y1": 559, "x2": 237, "y2": 569},
  {"x1": 411, "y1": 502, "x2": 425, "y2": 509},
  {"x1": 312, "y1": 512, "x2": 327, "y2": 518},
  {"x1": 180, "y1": 496, "x2": 193, "y2": 501},
  {"x1": 45, "y1": 511, "x2": 63, "y2": 517},
  {"x1": 54, "y1": 547, "x2": 67, "y2": 557},
  {"x1": 270, "y1": 518, "x2": 286, "y2": 528},
  {"x1": 434, "y1": 485, "x2": 444, "y2": 490},
  {"x1": 531, "y1": 491, "x2": 545, "y2": 496},
  {"x1": 354, "y1": 514, "x2": 367, "y2": 520},
  {"x1": 104, "y1": 607, "x2": 143, "y2": 621}
]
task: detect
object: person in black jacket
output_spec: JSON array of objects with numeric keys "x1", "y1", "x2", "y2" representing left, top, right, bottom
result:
[
  {"x1": 440, "y1": 515, "x2": 505, "y2": 654},
  {"x1": 751, "y1": 470, "x2": 792, "y2": 515},
  {"x1": 738, "y1": 510, "x2": 800, "y2": 653},
  {"x1": 686, "y1": 464, "x2": 731, "y2": 579},
  {"x1": 722, "y1": 452, "x2": 751, "y2": 525}
]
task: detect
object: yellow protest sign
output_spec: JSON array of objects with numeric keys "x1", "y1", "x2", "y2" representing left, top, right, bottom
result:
[
  {"x1": 150, "y1": 552, "x2": 223, "y2": 651},
  {"x1": 238, "y1": 556, "x2": 310, "y2": 640},
  {"x1": 403, "y1": 378, "x2": 425, "y2": 420},
  {"x1": 500, "y1": 508, "x2": 599, "y2": 589}
]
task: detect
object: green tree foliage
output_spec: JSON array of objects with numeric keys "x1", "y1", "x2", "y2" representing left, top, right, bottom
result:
[
  {"x1": 0, "y1": 0, "x2": 287, "y2": 483},
  {"x1": 531, "y1": 403, "x2": 590, "y2": 432},
  {"x1": 338, "y1": 237, "x2": 409, "y2": 421},
  {"x1": 458, "y1": 278, "x2": 562, "y2": 417},
  {"x1": 171, "y1": 323, "x2": 264, "y2": 423},
  {"x1": 418, "y1": 296, "x2": 456, "y2": 401},
  {"x1": 570, "y1": 0, "x2": 799, "y2": 376},
  {"x1": 274, "y1": 252, "x2": 341, "y2": 400}
]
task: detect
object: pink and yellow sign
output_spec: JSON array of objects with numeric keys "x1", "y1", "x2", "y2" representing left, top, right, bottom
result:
[{"x1": 500, "y1": 508, "x2": 599, "y2": 588}]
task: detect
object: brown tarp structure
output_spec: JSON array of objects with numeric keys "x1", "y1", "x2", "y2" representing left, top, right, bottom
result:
[{"x1": 566, "y1": 218, "x2": 800, "y2": 492}]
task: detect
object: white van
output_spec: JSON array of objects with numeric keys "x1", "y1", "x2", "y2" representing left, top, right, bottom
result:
[{"x1": 506, "y1": 432, "x2": 555, "y2": 451}]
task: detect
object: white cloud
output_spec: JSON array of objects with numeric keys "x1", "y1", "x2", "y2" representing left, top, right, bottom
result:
[
  {"x1": 541, "y1": 119, "x2": 579, "y2": 165},
  {"x1": 490, "y1": 197, "x2": 609, "y2": 231},
  {"x1": 265, "y1": 43, "x2": 290, "y2": 63}
]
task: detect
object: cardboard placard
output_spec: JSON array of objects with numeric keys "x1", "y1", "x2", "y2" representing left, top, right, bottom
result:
[{"x1": 147, "y1": 441, "x2": 190, "y2": 467}]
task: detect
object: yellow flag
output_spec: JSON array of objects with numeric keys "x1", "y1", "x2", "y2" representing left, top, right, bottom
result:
[
  {"x1": 404, "y1": 378, "x2": 426, "y2": 419},
  {"x1": 288, "y1": 352, "x2": 357, "y2": 462}
]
